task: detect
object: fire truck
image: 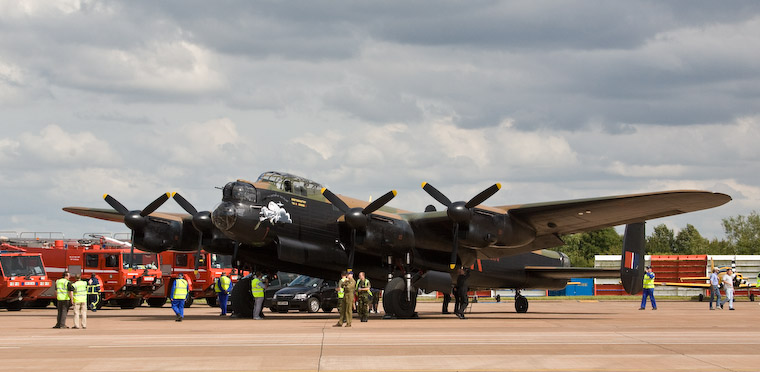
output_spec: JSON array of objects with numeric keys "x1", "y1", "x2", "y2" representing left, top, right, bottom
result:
[
  {"x1": 17, "y1": 238, "x2": 163, "y2": 309},
  {"x1": 0, "y1": 243, "x2": 52, "y2": 311},
  {"x1": 147, "y1": 251, "x2": 237, "y2": 307}
]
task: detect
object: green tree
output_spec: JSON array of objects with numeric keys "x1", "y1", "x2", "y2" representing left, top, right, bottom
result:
[
  {"x1": 646, "y1": 224, "x2": 675, "y2": 254},
  {"x1": 560, "y1": 227, "x2": 622, "y2": 267},
  {"x1": 673, "y1": 224, "x2": 708, "y2": 254},
  {"x1": 722, "y1": 211, "x2": 760, "y2": 254}
]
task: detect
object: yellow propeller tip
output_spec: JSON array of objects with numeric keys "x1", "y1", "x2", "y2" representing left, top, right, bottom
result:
[
  {"x1": 391, "y1": 190, "x2": 398, "y2": 196},
  {"x1": 167, "y1": 192, "x2": 173, "y2": 198},
  {"x1": 496, "y1": 183, "x2": 502, "y2": 190},
  {"x1": 421, "y1": 182, "x2": 427, "y2": 188},
  {"x1": 449, "y1": 264, "x2": 456, "y2": 270},
  {"x1": 102, "y1": 194, "x2": 109, "y2": 200},
  {"x1": 321, "y1": 187, "x2": 326, "y2": 194}
]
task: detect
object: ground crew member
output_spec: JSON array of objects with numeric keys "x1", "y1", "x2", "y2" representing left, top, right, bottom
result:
[
  {"x1": 639, "y1": 266, "x2": 657, "y2": 310},
  {"x1": 339, "y1": 272, "x2": 356, "y2": 327},
  {"x1": 87, "y1": 274, "x2": 101, "y2": 312},
  {"x1": 72, "y1": 275, "x2": 88, "y2": 329},
  {"x1": 370, "y1": 288, "x2": 381, "y2": 313},
  {"x1": 356, "y1": 272, "x2": 372, "y2": 322},
  {"x1": 454, "y1": 268, "x2": 470, "y2": 319},
  {"x1": 334, "y1": 272, "x2": 347, "y2": 327},
  {"x1": 721, "y1": 268, "x2": 735, "y2": 310},
  {"x1": 251, "y1": 272, "x2": 266, "y2": 320},
  {"x1": 53, "y1": 271, "x2": 74, "y2": 329},
  {"x1": 214, "y1": 272, "x2": 231, "y2": 316},
  {"x1": 171, "y1": 273, "x2": 189, "y2": 322},
  {"x1": 709, "y1": 268, "x2": 721, "y2": 310}
]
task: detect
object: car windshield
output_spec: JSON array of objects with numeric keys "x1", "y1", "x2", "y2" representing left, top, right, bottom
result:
[
  {"x1": 121, "y1": 253, "x2": 158, "y2": 270},
  {"x1": 0, "y1": 255, "x2": 46, "y2": 277},
  {"x1": 210, "y1": 254, "x2": 232, "y2": 269},
  {"x1": 288, "y1": 275, "x2": 321, "y2": 288}
]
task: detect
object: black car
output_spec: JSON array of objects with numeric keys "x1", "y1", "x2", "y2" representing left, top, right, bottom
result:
[
  {"x1": 263, "y1": 272, "x2": 299, "y2": 309},
  {"x1": 270, "y1": 275, "x2": 338, "y2": 313}
]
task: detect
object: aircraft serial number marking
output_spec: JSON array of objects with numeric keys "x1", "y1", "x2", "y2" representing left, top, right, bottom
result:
[{"x1": 291, "y1": 198, "x2": 307, "y2": 208}]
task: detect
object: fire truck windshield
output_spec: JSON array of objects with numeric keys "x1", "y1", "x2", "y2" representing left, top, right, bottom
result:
[
  {"x1": 121, "y1": 253, "x2": 158, "y2": 270},
  {"x1": 0, "y1": 256, "x2": 45, "y2": 277},
  {"x1": 210, "y1": 254, "x2": 232, "y2": 269}
]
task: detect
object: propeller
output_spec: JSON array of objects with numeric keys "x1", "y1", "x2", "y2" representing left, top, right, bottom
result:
[
  {"x1": 171, "y1": 192, "x2": 214, "y2": 273},
  {"x1": 420, "y1": 182, "x2": 501, "y2": 270},
  {"x1": 321, "y1": 188, "x2": 397, "y2": 272},
  {"x1": 103, "y1": 193, "x2": 171, "y2": 270}
]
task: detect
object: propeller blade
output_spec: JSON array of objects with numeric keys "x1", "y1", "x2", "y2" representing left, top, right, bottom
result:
[
  {"x1": 232, "y1": 242, "x2": 239, "y2": 269},
  {"x1": 363, "y1": 190, "x2": 397, "y2": 215},
  {"x1": 103, "y1": 194, "x2": 129, "y2": 215},
  {"x1": 450, "y1": 223, "x2": 459, "y2": 270},
  {"x1": 421, "y1": 182, "x2": 452, "y2": 207},
  {"x1": 128, "y1": 230, "x2": 135, "y2": 271},
  {"x1": 465, "y1": 183, "x2": 502, "y2": 209},
  {"x1": 347, "y1": 229, "x2": 356, "y2": 273},
  {"x1": 321, "y1": 188, "x2": 350, "y2": 213},
  {"x1": 172, "y1": 192, "x2": 198, "y2": 215},
  {"x1": 141, "y1": 192, "x2": 171, "y2": 216}
]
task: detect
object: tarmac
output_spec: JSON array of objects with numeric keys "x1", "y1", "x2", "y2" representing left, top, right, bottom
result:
[{"x1": 1, "y1": 300, "x2": 759, "y2": 372}]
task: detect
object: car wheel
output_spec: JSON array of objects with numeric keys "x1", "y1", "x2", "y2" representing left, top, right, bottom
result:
[{"x1": 307, "y1": 297, "x2": 320, "y2": 313}]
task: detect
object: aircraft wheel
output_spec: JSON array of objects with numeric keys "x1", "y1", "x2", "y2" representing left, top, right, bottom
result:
[
  {"x1": 230, "y1": 276, "x2": 254, "y2": 318},
  {"x1": 147, "y1": 297, "x2": 167, "y2": 308},
  {"x1": 515, "y1": 295, "x2": 529, "y2": 313},
  {"x1": 206, "y1": 297, "x2": 218, "y2": 307},
  {"x1": 750, "y1": 293, "x2": 755, "y2": 302},
  {"x1": 382, "y1": 277, "x2": 417, "y2": 318},
  {"x1": 698, "y1": 293, "x2": 704, "y2": 302},
  {"x1": 307, "y1": 297, "x2": 320, "y2": 313}
]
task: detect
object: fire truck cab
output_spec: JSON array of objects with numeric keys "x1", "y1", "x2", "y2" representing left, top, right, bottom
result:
[
  {"x1": 0, "y1": 243, "x2": 52, "y2": 311},
  {"x1": 21, "y1": 240, "x2": 163, "y2": 309},
  {"x1": 147, "y1": 251, "x2": 236, "y2": 308}
]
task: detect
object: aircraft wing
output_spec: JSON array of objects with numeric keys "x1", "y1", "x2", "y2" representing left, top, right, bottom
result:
[
  {"x1": 524, "y1": 266, "x2": 620, "y2": 279},
  {"x1": 500, "y1": 190, "x2": 731, "y2": 236},
  {"x1": 63, "y1": 207, "x2": 187, "y2": 223}
]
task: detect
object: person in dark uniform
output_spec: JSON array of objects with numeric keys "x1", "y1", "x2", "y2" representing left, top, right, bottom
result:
[
  {"x1": 454, "y1": 268, "x2": 470, "y2": 319},
  {"x1": 87, "y1": 274, "x2": 101, "y2": 312},
  {"x1": 356, "y1": 272, "x2": 372, "y2": 322}
]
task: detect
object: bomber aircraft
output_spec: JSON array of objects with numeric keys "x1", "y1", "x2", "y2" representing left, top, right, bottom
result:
[{"x1": 64, "y1": 171, "x2": 731, "y2": 317}]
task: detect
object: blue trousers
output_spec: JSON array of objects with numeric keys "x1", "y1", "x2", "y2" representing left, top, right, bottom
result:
[
  {"x1": 640, "y1": 288, "x2": 656, "y2": 309},
  {"x1": 171, "y1": 299, "x2": 185, "y2": 318},
  {"x1": 709, "y1": 285, "x2": 722, "y2": 308},
  {"x1": 218, "y1": 293, "x2": 228, "y2": 315}
]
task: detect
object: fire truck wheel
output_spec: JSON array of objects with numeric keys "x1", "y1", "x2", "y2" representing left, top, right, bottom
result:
[
  {"x1": 117, "y1": 298, "x2": 141, "y2": 309},
  {"x1": 206, "y1": 297, "x2": 218, "y2": 307},
  {"x1": 147, "y1": 297, "x2": 167, "y2": 307},
  {"x1": 6, "y1": 301, "x2": 24, "y2": 311},
  {"x1": 184, "y1": 297, "x2": 194, "y2": 308},
  {"x1": 28, "y1": 299, "x2": 51, "y2": 308},
  {"x1": 230, "y1": 276, "x2": 254, "y2": 318}
]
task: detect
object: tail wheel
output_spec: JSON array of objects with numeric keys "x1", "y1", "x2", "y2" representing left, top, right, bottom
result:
[
  {"x1": 750, "y1": 293, "x2": 755, "y2": 302},
  {"x1": 698, "y1": 293, "x2": 704, "y2": 302},
  {"x1": 307, "y1": 297, "x2": 320, "y2": 313},
  {"x1": 515, "y1": 295, "x2": 529, "y2": 313},
  {"x1": 382, "y1": 277, "x2": 417, "y2": 318},
  {"x1": 230, "y1": 276, "x2": 254, "y2": 318}
]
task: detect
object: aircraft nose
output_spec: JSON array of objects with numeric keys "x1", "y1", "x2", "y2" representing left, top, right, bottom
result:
[{"x1": 212, "y1": 202, "x2": 237, "y2": 231}]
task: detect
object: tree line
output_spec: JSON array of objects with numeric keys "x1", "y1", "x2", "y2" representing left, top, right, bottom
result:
[{"x1": 559, "y1": 211, "x2": 760, "y2": 267}]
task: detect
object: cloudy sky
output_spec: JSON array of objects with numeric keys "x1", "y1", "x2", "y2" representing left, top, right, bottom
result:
[{"x1": 1, "y1": 0, "x2": 758, "y2": 241}]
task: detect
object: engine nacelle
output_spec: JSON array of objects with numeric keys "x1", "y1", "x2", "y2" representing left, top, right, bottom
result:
[{"x1": 133, "y1": 217, "x2": 183, "y2": 253}]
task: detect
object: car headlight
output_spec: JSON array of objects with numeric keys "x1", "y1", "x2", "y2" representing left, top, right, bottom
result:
[
  {"x1": 294, "y1": 294, "x2": 307, "y2": 300},
  {"x1": 272, "y1": 294, "x2": 278, "y2": 300}
]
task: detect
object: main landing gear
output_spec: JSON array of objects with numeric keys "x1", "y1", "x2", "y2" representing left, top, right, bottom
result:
[
  {"x1": 514, "y1": 289, "x2": 528, "y2": 313},
  {"x1": 382, "y1": 253, "x2": 418, "y2": 319}
]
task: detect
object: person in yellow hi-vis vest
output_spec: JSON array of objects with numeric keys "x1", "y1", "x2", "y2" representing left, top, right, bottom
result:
[
  {"x1": 171, "y1": 273, "x2": 189, "y2": 322},
  {"x1": 639, "y1": 266, "x2": 657, "y2": 310},
  {"x1": 333, "y1": 271, "x2": 347, "y2": 327},
  {"x1": 251, "y1": 272, "x2": 267, "y2": 320},
  {"x1": 53, "y1": 271, "x2": 74, "y2": 329},
  {"x1": 215, "y1": 272, "x2": 232, "y2": 316},
  {"x1": 72, "y1": 275, "x2": 88, "y2": 329}
]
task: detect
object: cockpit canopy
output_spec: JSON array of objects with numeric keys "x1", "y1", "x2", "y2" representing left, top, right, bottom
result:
[{"x1": 257, "y1": 171, "x2": 323, "y2": 197}]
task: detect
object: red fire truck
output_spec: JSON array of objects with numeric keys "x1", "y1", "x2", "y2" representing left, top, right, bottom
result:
[
  {"x1": 19, "y1": 239, "x2": 163, "y2": 309},
  {"x1": 0, "y1": 243, "x2": 52, "y2": 311},
  {"x1": 147, "y1": 251, "x2": 237, "y2": 307}
]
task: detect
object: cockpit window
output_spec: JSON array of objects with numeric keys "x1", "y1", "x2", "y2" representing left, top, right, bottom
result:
[{"x1": 257, "y1": 172, "x2": 323, "y2": 197}]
